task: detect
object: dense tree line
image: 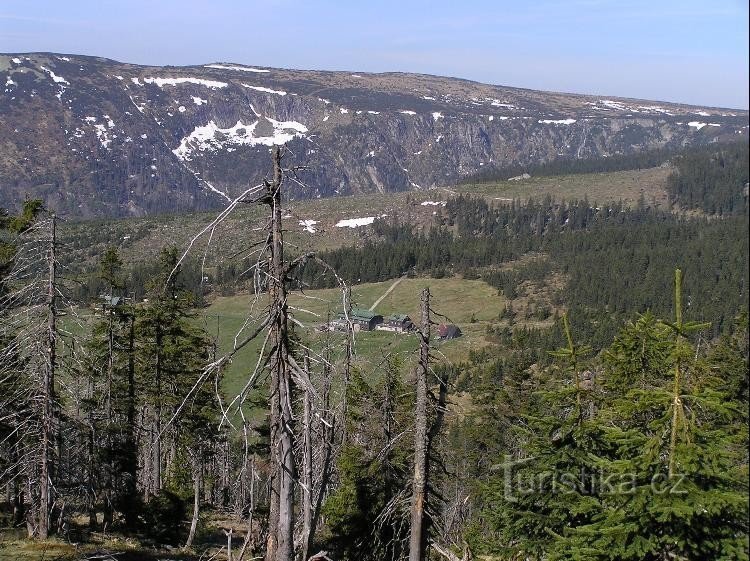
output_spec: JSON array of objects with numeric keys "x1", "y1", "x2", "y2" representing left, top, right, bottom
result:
[
  {"x1": 462, "y1": 140, "x2": 748, "y2": 187},
  {"x1": 455, "y1": 280, "x2": 749, "y2": 560},
  {"x1": 300, "y1": 197, "x2": 748, "y2": 346},
  {"x1": 463, "y1": 145, "x2": 678, "y2": 183},
  {"x1": 667, "y1": 140, "x2": 749, "y2": 215},
  {"x1": 72, "y1": 248, "x2": 208, "y2": 304}
]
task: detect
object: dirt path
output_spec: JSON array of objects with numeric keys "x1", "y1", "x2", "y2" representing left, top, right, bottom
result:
[{"x1": 370, "y1": 276, "x2": 405, "y2": 311}]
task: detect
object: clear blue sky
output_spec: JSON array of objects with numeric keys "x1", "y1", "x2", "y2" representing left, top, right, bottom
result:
[{"x1": 1, "y1": 0, "x2": 748, "y2": 108}]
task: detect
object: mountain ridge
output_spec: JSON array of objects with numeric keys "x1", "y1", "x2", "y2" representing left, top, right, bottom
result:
[
  {"x1": 1, "y1": 52, "x2": 747, "y2": 217},
  {"x1": 27, "y1": 52, "x2": 744, "y2": 111}
]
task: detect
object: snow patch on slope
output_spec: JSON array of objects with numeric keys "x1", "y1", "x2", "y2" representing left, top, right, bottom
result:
[
  {"x1": 687, "y1": 121, "x2": 721, "y2": 130},
  {"x1": 39, "y1": 66, "x2": 69, "y2": 84},
  {"x1": 538, "y1": 118, "x2": 576, "y2": 125},
  {"x1": 172, "y1": 118, "x2": 308, "y2": 161},
  {"x1": 205, "y1": 64, "x2": 269, "y2": 73},
  {"x1": 137, "y1": 77, "x2": 228, "y2": 88},
  {"x1": 490, "y1": 100, "x2": 515, "y2": 108},
  {"x1": 93, "y1": 124, "x2": 111, "y2": 148},
  {"x1": 335, "y1": 215, "x2": 385, "y2": 228},
  {"x1": 299, "y1": 220, "x2": 318, "y2": 233},
  {"x1": 637, "y1": 105, "x2": 672, "y2": 115},
  {"x1": 241, "y1": 83, "x2": 287, "y2": 96},
  {"x1": 600, "y1": 99, "x2": 626, "y2": 110}
]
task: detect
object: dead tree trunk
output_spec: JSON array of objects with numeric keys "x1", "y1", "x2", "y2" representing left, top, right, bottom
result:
[
  {"x1": 153, "y1": 327, "x2": 163, "y2": 495},
  {"x1": 237, "y1": 455, "x2": 256, "y2": 561},
  {"x1": 264, "y1": 146, "x2": 296, "y2": 561},
  {"x1": 302, "y1": 352, "x2": 313, "y2": 561},
  {"x1": 185, "y1": 448, "x2": 202, "y2": 548},
  {"x1": 124, "y1": 311, "x2": 138, "y2": 528},
  {"x1": 85, "y1": 360, "x2": 97, "y2": 530},
  {"x1": 309, "y1": 329, "x2": 335, "y2": 554},
  {"x1": 103, "y1": 298, "x2": 115, "y2": 528},
  {"x1": 409, "y1": 287, "x2": 430, "y2": 561},
  {"x1": 341, "y1": 287, "x2": 352, "y2": 447},
  {"x1": 8, "y1": 436, "x2": 23, "y2": 526},
  {"x1": 39, "y1": 214, "x2": 56, "y2": 540},
  {"x1": 225, "y1": 528, "x2": 234, "y2": 561}
]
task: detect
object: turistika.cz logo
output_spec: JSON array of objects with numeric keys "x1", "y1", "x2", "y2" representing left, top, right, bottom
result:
[{"x1": 495, "y1": 455, "x2": 688, "y2": 503}]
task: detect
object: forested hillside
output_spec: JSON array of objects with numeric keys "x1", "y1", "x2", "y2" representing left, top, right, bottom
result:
[
  {"x1": 667, "y1": 141, "x2": 749, "y2": 214},
  {"x1": 0, "y1": 143, "x2": 748, "y2": 561},
  {"x1": 302, "y1": 197, "x2": 747, "y2": 346}
]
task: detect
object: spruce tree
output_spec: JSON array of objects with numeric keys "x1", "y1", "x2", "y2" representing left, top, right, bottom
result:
[
  {"x1": 136, "y1": 247, "x2": 213, "y2": 502},
  {"x1": 476, "y1": 314, "x2": 609, "y2": 558},
  {"x1": 82, "y1": 247, "x2": 144, "y2": 528},
  {"x1": 557, "y1": 270, "x2": 749, "y2": 561}
]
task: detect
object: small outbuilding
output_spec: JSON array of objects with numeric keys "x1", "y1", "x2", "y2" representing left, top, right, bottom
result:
[
  {"x1": 437, "y1": 323, "x2": 462, "y2": 340},
  {"x1": 94, "y1": 294, "x2": 131, "y2": 315},
  {"x1": 377, "y1": 314, "x2": 415, "y2": 333}
]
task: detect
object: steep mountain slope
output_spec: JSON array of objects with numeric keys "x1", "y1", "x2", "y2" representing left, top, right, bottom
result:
[{"x1": 1, "y1": 52, "x2": 747, "y2": 217}]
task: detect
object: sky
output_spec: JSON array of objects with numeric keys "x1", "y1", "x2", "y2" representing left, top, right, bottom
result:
[{"x1": 1, "y1": 0, "x2": 748, "y2": 109}]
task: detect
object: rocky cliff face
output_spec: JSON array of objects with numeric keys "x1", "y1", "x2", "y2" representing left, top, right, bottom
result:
[{"x1": 1, "y1": 53, "x2": 747, "y2": 217}]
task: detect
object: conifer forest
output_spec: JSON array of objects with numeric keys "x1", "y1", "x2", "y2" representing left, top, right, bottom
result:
[{"x1": 0, "y1": 138, "x2": 747, "y2": 561}]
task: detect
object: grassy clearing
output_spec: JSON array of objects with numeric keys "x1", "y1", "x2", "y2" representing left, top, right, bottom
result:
[
  {"x1": 457, "y1": 166, "x2": 671, "y2": 208},
  {"x1": 54, "y1": 277, "x2": 508, "y2": 418},
  {"x1": 203, "y1": 276, "x2": 507, "y2": 400}
]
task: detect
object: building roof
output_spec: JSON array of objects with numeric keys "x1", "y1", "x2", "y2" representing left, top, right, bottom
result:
[
  {"x1": 438, "y1": 323, "x2": 462, "y2": 338},
  {"x1": 341, "y1": 308, "x2": 381, "y2": 321},
  {"x1": 386, "y1": 314, "x2": 411, "y2": 322},
  {"x1": 100, "y1": 294, "x2": 122, "y2": 306}
]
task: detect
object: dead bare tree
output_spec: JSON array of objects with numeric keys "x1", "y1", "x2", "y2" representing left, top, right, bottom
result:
[
  {"x1": 340, "y1": 287, "x2": 352, "y2": 448},
  {"x1": 236, "y1": 455, "x2": 258, "y2": 561},
  {"x1": 307, "y1": 326, "x2": 336, "y2": 558},
  {"x1": 258, "y1": 147, "x2": 353, "y2": 561},
  {"x1": 0, "y1": 210, "x2": 69, "y2": 539},
  {"x1": 185, "y1": 443, "x2": 203, "y2": 548},
  {"x1": 162, "y1": 145, "x2": 352, "y2": 561},
  {"x1": 262, "y1": 145, "x2": 297, "y2": 561},
  {"x1": 301, "y1": 351, "x2": 313, "y2": 561},
  {"x1": 409, "y1": 287, "x2": 431, "y2": 561},
  {"x1": 432, "y1": 542, "x2": 472, "y2": 561},
  {"x1": 39, "y1": 214, "x2": 57, "y2": 539}
]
